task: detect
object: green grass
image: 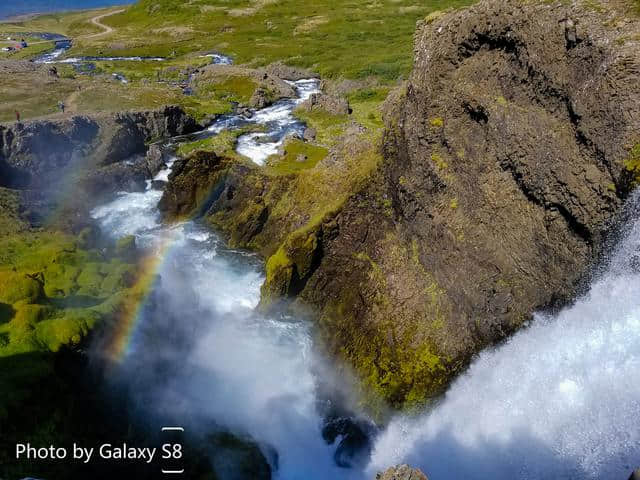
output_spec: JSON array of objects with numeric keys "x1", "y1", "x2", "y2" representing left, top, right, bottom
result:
[
  {"x1": 265, "y1": 139, "x2": 328, "y2": 175},
  {"x1": 177, "y1": 130, "x2": 240, "y2": 156}
]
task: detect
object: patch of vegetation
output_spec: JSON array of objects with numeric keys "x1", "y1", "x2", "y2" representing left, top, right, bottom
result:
[
  {"x1": 265, "y1": 139, "x2": 328, "y2": 175},
  {"x1": 624, "y1": 142, "x2": 640, "y2": 185},
  {"x1": 0, "y1": 230, "x2": 139, "y2": 357}
]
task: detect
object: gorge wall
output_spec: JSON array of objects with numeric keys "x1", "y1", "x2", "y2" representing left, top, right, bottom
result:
[
  {"x1": 0, "y1": 106, "x2": 197, "y2": 190},
  {"x1": 163, "y1": 0, "x2": 640, "y2": 408}
]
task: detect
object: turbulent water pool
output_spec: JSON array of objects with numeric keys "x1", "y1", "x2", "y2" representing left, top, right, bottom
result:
[{"x1": 88, "y1": 70, "x2": 640, "y2": 480}]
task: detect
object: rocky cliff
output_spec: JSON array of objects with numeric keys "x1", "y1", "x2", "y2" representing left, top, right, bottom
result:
[
  {"x1": 160, "y1": 0, "x2": 640, "y2": 409},
  {"x1": 0, "y1": 106, "x2": 198, "y2": 189}
]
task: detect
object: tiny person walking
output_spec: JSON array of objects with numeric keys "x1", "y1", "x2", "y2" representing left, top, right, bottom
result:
[
  {"x1": 58, "y1": 101, "x2": 65, "y2": 113},
  {"x1": 15, "y1": 110, "x2": 20, "y2": 122}
]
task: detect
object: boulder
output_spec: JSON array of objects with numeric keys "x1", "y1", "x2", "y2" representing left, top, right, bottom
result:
[
  {"x1": 376, "y1": 465, "x2": 428, "y2": 480},
  {"x1": 303, "y1": 127, "x2": 317, "y2": 142},
  {"x1": 298, "y1": 92, "x2": 351, "y2": 116}
]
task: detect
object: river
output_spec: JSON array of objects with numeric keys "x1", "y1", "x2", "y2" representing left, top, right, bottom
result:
[{"x1": 89, "y1": 76, "x2": 640, "y2": 479}]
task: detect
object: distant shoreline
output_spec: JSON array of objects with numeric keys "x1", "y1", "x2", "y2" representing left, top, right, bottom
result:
[{"x1": 0, "y1": 2, "x2": 134, "y2": 23}]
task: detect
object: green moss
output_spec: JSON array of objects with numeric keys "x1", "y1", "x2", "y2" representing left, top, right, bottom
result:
[
  {"x1": 429, "y1": 117, "x2": 444, "y2": 128},
  {"x1": 293, "y1": 108, "x2": 349, "y2": 146},
  {"x1": 431, "y1": 152, "x2": 448, "y2": 170},
  {"x1": 0, "y1": 272, "x2": 44, "y2": 305},
  {"x1": 624, "y1": 142, "x2": 640, "y2": 185},
  {"x1": 0, "y1": 230, "x2": 140, "y2": 358}
]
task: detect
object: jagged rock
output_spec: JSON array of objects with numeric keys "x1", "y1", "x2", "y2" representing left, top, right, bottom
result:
[
  {"x1": 158, "y1": 150, "x2": 232, "y2": 218},
  {"x1": 298, "y1": 92, "x2": 351, "y2": 115},
  {"x1": 376, "y1": 465, "x2": 428, "y2": 480},
  {"x1": 145, "y1": 143, "x2": 166, "y2": 176}
]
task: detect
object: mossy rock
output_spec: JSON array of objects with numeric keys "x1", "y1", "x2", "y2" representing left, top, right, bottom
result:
[
  {"x1": 624, "y1": 142, "x2": 640, "y2": 186},
  {"x1": 115, "y1": 235, "x2": 138, "y2": 261},
  {"x1": 35, "y1": 309, "x2": 101, "y2": 352},
  {"x1": 0, "y1": 271, "x2": 45, "y2": 305},
  {"x1": 75, "y1": 263, "x2": 106, "y2": 297},
  {"x1": 43, "y1": 263, "x2": 80, "y2": 298},
  {"x1": 261, "y1": 226, "x2": 321, "y2": 307}
]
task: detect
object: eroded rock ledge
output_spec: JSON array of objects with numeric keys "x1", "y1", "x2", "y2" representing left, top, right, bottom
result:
[
  {"x1": 0, "y1": 106, "x2": 198, "y2": 190},
  {"x1": 161, "y1": 0, "x2": 640, "y2": 409}
]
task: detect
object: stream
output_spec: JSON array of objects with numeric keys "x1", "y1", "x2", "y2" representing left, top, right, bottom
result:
[
  {"x1": 91, "y1": 79, "x2": 370, "y2": 480},
  {"x1": 88, "y1": 75, "x2": 640, "y2": 479}
]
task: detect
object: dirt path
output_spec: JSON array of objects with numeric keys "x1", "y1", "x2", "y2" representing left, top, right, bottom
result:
[{"x1": 81, "y1": 9, "x2": 125, "y2": 39}]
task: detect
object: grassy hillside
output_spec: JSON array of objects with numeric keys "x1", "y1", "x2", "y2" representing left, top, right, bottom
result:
[{"x1": 0, "y1": 0, "x2": 474, "y2": 122}]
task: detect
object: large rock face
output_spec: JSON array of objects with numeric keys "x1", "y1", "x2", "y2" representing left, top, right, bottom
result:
[
  {"x1": 0, "y1": 105, "x2": 198, "y2": 189},
  {"x1": 279, "y1": 0, "x2": 640, "y2": 407},
  {"x1": 160, "y1": 0, "x2": 640, "y2": 408}
]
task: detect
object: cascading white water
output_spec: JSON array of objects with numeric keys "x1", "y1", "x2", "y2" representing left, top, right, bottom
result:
[
  {"x1": 235, "y1": 79, "x2": 320, "y2": 165},
  {"x1": 89, "y1": 80, "x2": 363, "y2": 479},
  {"x1": 367, "y1": 195, "x2": 640, "y2": 480}
]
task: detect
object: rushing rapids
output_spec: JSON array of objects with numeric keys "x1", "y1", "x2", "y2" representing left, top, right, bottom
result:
[
  {"x1": 88, "y1": 72, "x2": 640, "y2": 479},
  {"x1": 91, "y1": 80, "x2": 368, "y2": 480}
]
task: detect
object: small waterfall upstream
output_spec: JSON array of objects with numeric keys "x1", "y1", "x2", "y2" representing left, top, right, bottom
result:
[{"x1": 90, "y1": 72, "x2": 640, "y2": 479}]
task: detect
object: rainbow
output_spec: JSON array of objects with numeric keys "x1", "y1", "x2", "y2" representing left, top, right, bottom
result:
[{"x1": 102, "y1": 234, "x2": 174, "y2": 363}]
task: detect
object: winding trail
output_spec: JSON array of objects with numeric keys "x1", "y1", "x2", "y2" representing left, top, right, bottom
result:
[{"x1": 81, "y1": 8, "x2": 124, "y2": 39}]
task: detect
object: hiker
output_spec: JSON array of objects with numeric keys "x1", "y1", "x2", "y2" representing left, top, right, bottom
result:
[
  {"x1": 58, "y1": 101, "x2": 65, "y2": 113},
  {"x1": 15, "y1": 110, "x2": 20, "y2": 122}
]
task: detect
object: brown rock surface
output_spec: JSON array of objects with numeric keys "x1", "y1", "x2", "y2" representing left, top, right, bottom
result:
[{"x1": 376, "y1": 465, "x2": 429, "y2": 480}]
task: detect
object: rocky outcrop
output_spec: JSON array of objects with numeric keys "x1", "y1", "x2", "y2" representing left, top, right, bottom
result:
[
  {"x1": 297, "y1": 92, "x2": 352, "y2": 116},
  {"x1": 283, "y1": 0, "x2": 640, "y2": 407},
  {"x1": 161, "y1": 0, "x2": 640, "y2": 409},
  {"x1": 376, "y1": 465, "x2": 428, "y2": 480},
  {"x1": 265, "y1": 62, "x2": 319, "y2": 81},
  {"x1": 0, "y1": 106, "x2": 198, "y2": 189}
]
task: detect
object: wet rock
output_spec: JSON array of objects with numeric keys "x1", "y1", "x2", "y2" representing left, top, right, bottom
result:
[
  {"x1": 158, "y1": 150, "x2": 232, "y2": 218},
  {"x1": 376, "y1": 465, "x2": 428, "y2": 480},
  {"x1": 322, "y1": 416, "x2": 374, "y2": 468},
  {"x1": 145, "y1": 143, "x2": 166, "y2": 176},
  {"x1": 208, "y1": 432, "x2": 272, "y2": 480},
  {"x1": 115, "y1": 235, "x2": 138, "y2": 261}
]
